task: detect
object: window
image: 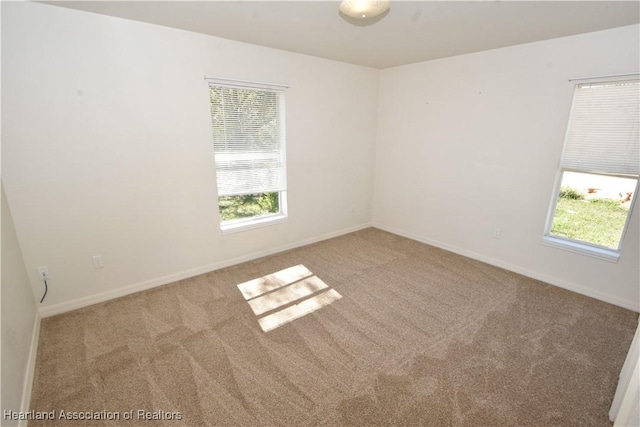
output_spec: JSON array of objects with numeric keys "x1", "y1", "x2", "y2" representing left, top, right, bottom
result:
[
  {"x1": 207, "y1": 79, "x2": 287, "y2": 233},
  {"x1": 544, "y1": 79, "x2": 639, "y2": 261}
]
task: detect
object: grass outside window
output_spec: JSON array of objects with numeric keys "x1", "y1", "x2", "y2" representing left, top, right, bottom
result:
[{"x1": 550, "y1": 191, "x2": 630, "y2": 249}]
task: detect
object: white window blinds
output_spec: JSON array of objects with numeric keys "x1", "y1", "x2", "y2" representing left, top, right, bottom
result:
[
  {"x1": 208, "y1": 83, "x2": 286, "y2": 197},
  {"x1": 562, "y1": 80, "x2": 639, "y2": 176}
]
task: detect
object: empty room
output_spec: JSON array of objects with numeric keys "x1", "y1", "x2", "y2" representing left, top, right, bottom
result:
[{"x1": 2, "y1": 1, "x2": 639, "y2": 426}]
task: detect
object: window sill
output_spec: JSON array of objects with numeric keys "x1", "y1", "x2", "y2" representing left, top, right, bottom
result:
[
  {"x1": 220, "y1": 214, "x2": 287, "y2": 235},
  {"x1": 541, "y1": 236, "x2": 620, "y2": 263}
]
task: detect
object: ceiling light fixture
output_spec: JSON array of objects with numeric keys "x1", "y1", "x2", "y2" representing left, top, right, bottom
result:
[{"x1": 339, "y1": 0, "x2": 391, "y2": 20}]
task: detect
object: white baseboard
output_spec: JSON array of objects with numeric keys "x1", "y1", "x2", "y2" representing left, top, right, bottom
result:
[
  {"x1": 18, "y1": 311, "x2": 41, "y2": 427},
  {"x1": 39, "y1": 223, "x2": 372, "y2": 317},
  {"x1": 373, "y1": 222, "x2": 640, "y2": 313}
]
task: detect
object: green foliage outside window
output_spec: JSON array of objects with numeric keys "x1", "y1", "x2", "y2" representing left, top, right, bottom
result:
[{"x1": 218, "y1": 192, "x2": 279, "y2": 222}]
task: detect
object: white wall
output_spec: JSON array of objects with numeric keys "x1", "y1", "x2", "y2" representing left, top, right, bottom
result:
[
  {"x1": 2, "y1": 2, "x2": 378, "y2": 314},
  {"x1": 374, "y1": 25, "x2": 640, "y2": 311},
  {"x1": 610, "y1": 319, "x2": 640, "y2": 425},
  {"x1": 1, "y1": 183, "x2": 40, "y2": 425}
]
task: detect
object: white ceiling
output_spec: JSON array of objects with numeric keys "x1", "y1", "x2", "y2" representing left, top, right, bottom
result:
[{"x1": 43, "y1": 1, "x2": 640, "y2": 69}]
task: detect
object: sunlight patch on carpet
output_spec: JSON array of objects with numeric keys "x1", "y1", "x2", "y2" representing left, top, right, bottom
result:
[
  {"x1": 238, "y1": 264, "x2": 313, "y2": 299},
  {"x1": 237, "y1": 265, "x2": 342, "y2": 332}
]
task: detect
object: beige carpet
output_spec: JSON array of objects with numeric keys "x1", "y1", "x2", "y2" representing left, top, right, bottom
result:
[{"x1": 29, "y1": 228, "x2": 637, "y2": 426}]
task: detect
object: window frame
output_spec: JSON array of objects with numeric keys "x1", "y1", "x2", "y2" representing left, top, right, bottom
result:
[
  {"x1": 542, "y1": 169, "x2": 639, "y2": 262},
  {"x1": 542, "y1": 78, "x2": 639, "y2": 262},
  {"x1": 219, "y1": 191, "x2": 288, "y2": 235},
  {"x1": 206, "y1": 77, "x2": 289, "y2": 234}
]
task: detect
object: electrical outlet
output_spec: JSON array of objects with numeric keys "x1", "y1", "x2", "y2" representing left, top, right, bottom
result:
[
  {"x1": 37, "y1": 266, "x2": 50, "y2": 280},
  {"x1": 492, "y1": 228, "x2": 502, "y2": 239},
  {"x1": 92, "y1": 255, "x2": 104, "y2": 269}
]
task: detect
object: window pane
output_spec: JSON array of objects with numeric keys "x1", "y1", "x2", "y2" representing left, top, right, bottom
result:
[
  {"x1": 562, "y1": 81, "x2": 639, "y2": 176},
  {"x1": 550, "y1": 171, "x2": 636, "y2": 249},
  {"x1": 209, "y1": 86, "x2": 286, "y2": 197},
  {"x1": 208, "y1": 81, "x2": 287, "y2": 230},
  {"x1": 218, "y1": 192, "x2": 280, "y2": 223}
]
